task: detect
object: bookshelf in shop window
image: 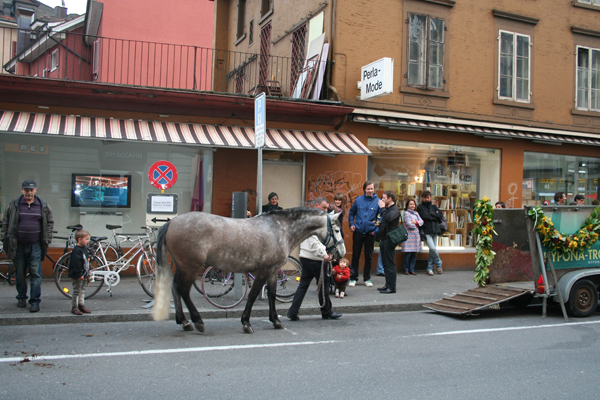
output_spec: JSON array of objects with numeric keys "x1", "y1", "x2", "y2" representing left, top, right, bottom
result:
[{"x1": 402, "y1": 162, "x2": 477, "y2": 248}]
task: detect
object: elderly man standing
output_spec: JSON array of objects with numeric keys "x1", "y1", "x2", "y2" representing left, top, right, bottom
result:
[{"x1": 1, "y1": 180, "x2": 54, "y2": 312}]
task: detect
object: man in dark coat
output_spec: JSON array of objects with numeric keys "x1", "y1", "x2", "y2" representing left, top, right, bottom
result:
[
  {"x1": 1, "y1": 180, "x2": 54, "y2": 312},
  {"x1": 375, "y1": 191, "x2": 400, "y2": 294}
]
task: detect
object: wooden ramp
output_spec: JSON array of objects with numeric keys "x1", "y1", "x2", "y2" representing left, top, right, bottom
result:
[{"x1": 423, "y1": 285, "x2": 533, "y2": 316}]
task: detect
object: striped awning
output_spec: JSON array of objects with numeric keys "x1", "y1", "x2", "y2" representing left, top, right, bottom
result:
[
  {"x1": 353, "y1": 113, "x2": 600, "y2": 146},
  {"x1": 0, "y1": 110, "x2": 370, "y2": 155}
]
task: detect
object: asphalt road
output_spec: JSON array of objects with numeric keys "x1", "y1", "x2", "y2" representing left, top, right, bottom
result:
[{"x1": 1, "y1": 306, "x2": 599, "y2": 399}]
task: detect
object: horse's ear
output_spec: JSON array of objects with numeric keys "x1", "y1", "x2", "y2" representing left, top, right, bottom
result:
[{"x1": 330, "y1": 212, "x2": 342, "y2": 222}]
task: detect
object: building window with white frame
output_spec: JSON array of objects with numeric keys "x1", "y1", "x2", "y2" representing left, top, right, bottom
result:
[
  {"x1": 51, "y1": 49, "x2": 59, "y2": 71},
  {"x1": 407, "y1": 14, "x2": 444, "y2": 90},
  {"x1": 576, "y1": 46, "x2": 600, "y2": 111},
  {"x1": 578, "y1": 0, "x2": 600, "y2": 5},
  {"x1": 498, "y1": 31, "x2": 530, "y2": 102}
]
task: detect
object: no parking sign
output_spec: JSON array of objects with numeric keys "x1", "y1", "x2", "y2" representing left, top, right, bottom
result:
[{"x1": 149, "y1": 160, "x2": 178, "y2": 191}]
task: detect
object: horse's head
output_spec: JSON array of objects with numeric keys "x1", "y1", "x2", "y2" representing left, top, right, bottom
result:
[{"x1": 318, "y1": 212, "x2": 346, "y2": 259}]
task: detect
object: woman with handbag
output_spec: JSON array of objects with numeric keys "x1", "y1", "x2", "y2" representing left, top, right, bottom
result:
[
  {"x1": 417, "y1": 190, "x2": 444, "y2": 276},
  {"x1": 402, "y1": 198, "x2": 423, "y2": 275}
]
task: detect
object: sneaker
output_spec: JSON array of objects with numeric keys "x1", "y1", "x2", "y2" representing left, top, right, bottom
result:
[
  {"x1": 340, "y1": 292, "x2": 345, "y2": 299},
  {"x1": 427, "y1": 270, "x2": 434, "y2": 276},
  {"x1": 348, "y1": 280, "x2": 356, "y2": 287},
  {"x1": 437, "y1": 267, "x2": 443, "y2": 275},
  {"x1": 364, "y1": 280, "x2": 373, "y2": 287},
  {"x1": 335, "y1": 289, "x2": 340, "y2": 298},
  {"x1": 30, "y1": 303, "x2": 40, "y2": 313},
  {"x1": 17, "y1": 299, "x2": 27, "y2": 308}
]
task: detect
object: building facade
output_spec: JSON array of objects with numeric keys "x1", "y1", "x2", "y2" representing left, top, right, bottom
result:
[{"x1": 213, "y1": 0, "x2": 600, "y2": 269}]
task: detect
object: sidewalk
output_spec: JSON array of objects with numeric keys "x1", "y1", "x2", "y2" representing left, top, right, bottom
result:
[{"x1": 0, "y1": 270, "x2": 478, "y2": 326}]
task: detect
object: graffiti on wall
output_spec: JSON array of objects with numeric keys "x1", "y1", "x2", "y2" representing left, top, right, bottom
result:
[
  {"x1": 506, "y1": 182, "x2": 519, "y2": 208},
  {"x1": 307, "y1": 170, "x2": 364, "y2": 221}
]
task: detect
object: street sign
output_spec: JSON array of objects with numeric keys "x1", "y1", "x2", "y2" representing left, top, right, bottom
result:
[
  {"x1": 255, "y1": 92, "x2": 266, "y2": 149},
  {"x1": 148, "y1": 160, "x2": 178, "y2": 190}
]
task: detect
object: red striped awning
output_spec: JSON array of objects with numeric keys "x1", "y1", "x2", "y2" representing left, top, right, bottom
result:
[{"x1": 0, "y1": 110, "x2": 370, "y2": 155}]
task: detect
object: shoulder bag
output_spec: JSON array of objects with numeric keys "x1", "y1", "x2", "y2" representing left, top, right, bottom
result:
[{"x1": 387, "y1": 225, "x2": 408, "y2": 246}]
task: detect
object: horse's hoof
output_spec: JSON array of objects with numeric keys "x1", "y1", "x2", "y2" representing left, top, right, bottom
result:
[
  {"x1": 182, "y1": 321, "x2": 194, "y2": 331},
  {"x1": 194, "y1": 322, "x2": 205, "y2": 333},
  {"x1": 273, "y1": 320, "x2": 284, "y2": 329},
  {"x1": 243, "y1": 324, "x2": 254, "y2": 334}
]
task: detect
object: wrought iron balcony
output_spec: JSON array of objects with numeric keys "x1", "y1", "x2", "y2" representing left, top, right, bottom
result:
[{"x1": 1, "y1": 29, "x2": 327, "y2": 100}]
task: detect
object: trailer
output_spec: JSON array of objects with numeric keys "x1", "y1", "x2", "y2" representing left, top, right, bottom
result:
[{"x1": 424, "y1": 206, "x2": 600, "y2": 320}]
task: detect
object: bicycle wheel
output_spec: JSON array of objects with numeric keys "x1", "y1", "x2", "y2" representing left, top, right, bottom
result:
[
  {"x1": 275, "y1": 256, "x2": 302, "y2": 303},
  {"x1": 201, "y1": 266, "x2": 248, "y2": 309},
  {"x1": 54, "y1": 253, "x2": 105, "y2": 299},
  {"x1": 136, "y1": 252, "x2": 156, "y2": 298},
  {"x1": 89, "y1": 240, "x2": 120, "y2": 268}
]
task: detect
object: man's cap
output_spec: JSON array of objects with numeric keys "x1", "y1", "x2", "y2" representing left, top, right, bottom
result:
[{"x1": 21, "y1": 180, "x2": 37, "y2": 189}]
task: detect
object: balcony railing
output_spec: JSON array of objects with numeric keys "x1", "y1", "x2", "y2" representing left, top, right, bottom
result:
[{"x1": 1, "y1": 28, "x2": 327, "y2": 100}]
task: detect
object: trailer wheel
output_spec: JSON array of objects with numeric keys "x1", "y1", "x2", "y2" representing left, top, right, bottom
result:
[{"x1": 567, "y1": 279, "x2": 598, "y2": 318}]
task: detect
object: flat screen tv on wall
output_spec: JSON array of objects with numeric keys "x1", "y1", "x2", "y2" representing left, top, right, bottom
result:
[{"x1": 71, "y1": 174, "x2": 132, "y2": 208}]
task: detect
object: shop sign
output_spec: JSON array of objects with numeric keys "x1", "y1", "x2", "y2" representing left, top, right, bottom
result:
[
  {"x1": 149, "y1": 160, "x2": 178, "y2": 190},
  {"x1": 538, "y1": 178, "x2": 556, "y2": 192},
  {"x1": 360, "y1": 57, "x2": 394, "y2": 100}
]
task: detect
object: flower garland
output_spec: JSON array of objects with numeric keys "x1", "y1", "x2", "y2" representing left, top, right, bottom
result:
[
  {"x1": 527, "y1": 206, "x2": 600, "y2": 255},
  {"x1": 472, "y1": 196, "x2": 496, "y2": 287}
]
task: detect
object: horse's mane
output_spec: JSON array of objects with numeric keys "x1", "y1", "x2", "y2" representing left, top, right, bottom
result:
[{"x1": 258, "y1": 207, "x2": 326, "y2": 221}]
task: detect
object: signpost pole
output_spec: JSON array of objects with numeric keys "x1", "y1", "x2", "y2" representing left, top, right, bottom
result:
[{"x1": 255, "y1": 93, "x2": 266, "y2": 215}]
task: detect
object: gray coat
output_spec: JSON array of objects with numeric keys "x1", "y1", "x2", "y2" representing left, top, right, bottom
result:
[{"x1": 0, "y1": 195, "x2": 54, "y2": 259}]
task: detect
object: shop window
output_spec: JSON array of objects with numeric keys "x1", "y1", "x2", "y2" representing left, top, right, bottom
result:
[
  {"x1": 576, "y1": 45, "x2": 600, "y2": 111},
  {"x1": 498, "y1": 30, "x2": 530, "y2": 102},
  {"x1": 407, "y1": 13, "x2": 444, "y2": 90},
  {"x1": 367, "y1": 139, "x2": 500, "y2": 249},
  {"x1": 523, "y1": 152, "x2": 600, "y2": 206}
]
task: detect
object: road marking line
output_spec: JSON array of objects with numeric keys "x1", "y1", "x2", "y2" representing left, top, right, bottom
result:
[
  {"x1": 0, "y1": 340, "x2": 339, "y2": 364},
  {"x1": 407, "y1": 320, "x2": 600, "y2": 338}
]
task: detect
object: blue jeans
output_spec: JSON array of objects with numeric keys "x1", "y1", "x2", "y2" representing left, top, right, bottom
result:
[
  {"x1": 377, "y1": 252, "x2": 384, "y2": 275},
  {"x1": 424, "y1": 234, "x2": 442, "y2": 272},
  {"x1": 14, "y1": 243, "x2": 43, "y2": 304},
  {"x1": 403, "y1": 252, "x2": 417, "y2": 273}
]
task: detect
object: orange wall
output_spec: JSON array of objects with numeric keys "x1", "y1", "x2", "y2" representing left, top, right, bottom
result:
[{"x1": 99, "y1": 0, "x2": 214, "y2": 47}]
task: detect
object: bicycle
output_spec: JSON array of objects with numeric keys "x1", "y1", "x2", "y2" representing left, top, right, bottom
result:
[
  {"x1": 54, "y1": 226, "x2": 157, "y2": 299},
  {"x1": 197, "y1": 255, "x2": 302, "y2": 309},
  {"x1": 0, "y1": 242, "x2": 14, "y2": 284}
]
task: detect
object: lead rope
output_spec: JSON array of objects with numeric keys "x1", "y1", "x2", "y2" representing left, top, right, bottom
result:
[{"x1": 317, "y1": 259, "x2": 332, "y2": 308}]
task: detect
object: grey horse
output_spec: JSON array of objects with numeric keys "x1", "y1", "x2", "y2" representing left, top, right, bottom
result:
[{"x1": 152, "y1": 207, "x2": 345, "y2": 334}]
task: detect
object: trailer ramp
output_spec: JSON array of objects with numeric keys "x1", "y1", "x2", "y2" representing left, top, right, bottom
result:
[{"x1": 423, "y1": 285, "x2": 533, "y2": 316}]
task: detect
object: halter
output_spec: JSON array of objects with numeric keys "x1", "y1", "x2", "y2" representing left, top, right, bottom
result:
[{"x1": 321, "y1": 214, "x2": 344, "y2": 255}]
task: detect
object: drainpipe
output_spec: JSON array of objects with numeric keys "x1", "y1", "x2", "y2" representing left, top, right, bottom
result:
[{"x1": 326, "y1": 0, "x2": 339, "y2": 102}]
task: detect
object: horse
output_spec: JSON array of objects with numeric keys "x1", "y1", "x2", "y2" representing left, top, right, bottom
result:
[{"x1": 151, "y1": 207, "x2": 345, "y2": 334}]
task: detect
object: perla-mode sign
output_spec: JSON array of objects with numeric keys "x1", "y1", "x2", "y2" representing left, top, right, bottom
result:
[{"x1": 360, "y1": 57, "x2": 393, "y2": 101}]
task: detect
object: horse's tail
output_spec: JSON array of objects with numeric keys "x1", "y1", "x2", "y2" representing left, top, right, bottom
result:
[{"x1": 152, "y1": 221, "x2": 173, "y2": 321}]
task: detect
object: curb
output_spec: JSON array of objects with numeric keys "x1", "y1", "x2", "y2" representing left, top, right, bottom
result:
[{"x1": 0, "y1": 302, "x2": 428, "y2": 326}]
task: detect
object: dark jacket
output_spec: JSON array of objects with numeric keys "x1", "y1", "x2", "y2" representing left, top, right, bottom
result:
[
  {"x1": 375, "y1": 203, "x2": 400, "y2": 242},
  {"x1": 348, "y1": 193, "x2": 380, "y2": 234},
  {"x1": 417, "y1": 202, "x2": 443, "y2": 235},
  {"x1": 262, "y1": 203, "x2": 283, "y2": 213},
  {"x1": 0, "y1": 195, "x2": 54, "y2": 259},
  {"x1": 68, "y1": 244, "x2": 89, "y2": 279}
]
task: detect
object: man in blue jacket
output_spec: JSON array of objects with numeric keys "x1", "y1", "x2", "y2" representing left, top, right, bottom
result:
[{"x1": 347, "y1": 181, "x2": 379, "y2": 287}]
